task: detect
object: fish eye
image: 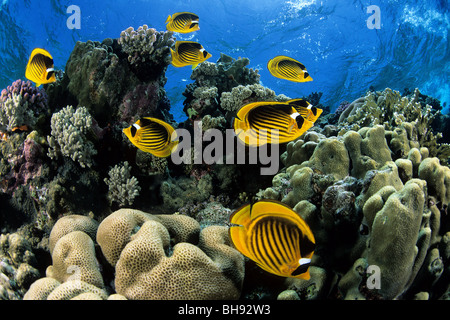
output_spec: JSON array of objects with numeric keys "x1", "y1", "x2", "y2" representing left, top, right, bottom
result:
[
  {"x1": 304, "y1": 72, "x2": 310, "y2": 79},
  {"x1": 203, "y1": 50, "x2": 209, "y2": 58},
  {"x1": 311, "y1": 106, "x2": 318, "y2": 116}
]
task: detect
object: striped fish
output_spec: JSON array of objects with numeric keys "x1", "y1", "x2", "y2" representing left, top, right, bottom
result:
[
  {"x1": 229, "y1": 200, "x2": 315, "y2": 279},
  {"x1": 25, "y1": 48, "x2": 56, "y2": 87},
  {"x1": 267, "y1": 55, "x2": 313, "y2": 83},
  {"x1": 165, "y1": 12, "x2": 200, "y2": 33},
  {"x1": 233, "y1": 101, "x2": 320, "y2": 146},
  {"x1": 170, "y1": 41, "x2": 212, "y2": 69},
  {"x1": 123, "y1": 117, "x2": 178, "y2": 158}
]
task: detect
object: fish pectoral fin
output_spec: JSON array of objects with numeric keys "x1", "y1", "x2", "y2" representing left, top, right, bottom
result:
[{"x1": 191, "y1": 63, "x2": 199, "y2": 70}]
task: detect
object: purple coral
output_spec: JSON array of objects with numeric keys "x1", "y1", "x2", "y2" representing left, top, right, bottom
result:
[
  {"x1": 334, "y1": 100, "x2": 350, "y2": 116},
  {"x1": 1, "y1": 79, "x2": 48, "y2": 111},
  {"x1": 3, "y1": 138, "x2": 44, "y2": 194},
  {"x1": 119, "y1": 81, "x2": 160, "y2": 123}
]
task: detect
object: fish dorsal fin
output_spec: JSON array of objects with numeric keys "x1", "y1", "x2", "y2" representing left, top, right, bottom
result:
[
  {"x1": 229, "y1": 202, "x2": 252, "y2": 227},
  {"x1": 249, "y1": 200, "x2": 298, "y2": 221}
]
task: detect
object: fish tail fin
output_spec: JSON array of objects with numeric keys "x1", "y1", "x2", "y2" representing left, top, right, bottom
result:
[{"x1": 165, "y1": 15, "x2": 171, "y2": 23}]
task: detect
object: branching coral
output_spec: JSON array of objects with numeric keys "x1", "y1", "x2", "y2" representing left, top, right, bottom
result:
[
  {"x1": 47, "y1": 105, "x2": 97, "y2": 168},
  {"x1": 103, "y1": 161, "x2": 141, "y2": 207},
  {"x1": 118, "y1": 25, "x2": 175, "y2": 81}
]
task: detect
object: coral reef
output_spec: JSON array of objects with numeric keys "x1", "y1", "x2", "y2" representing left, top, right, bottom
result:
[
  {"x1": 182, "y1": 53, "x2": 263, "y2": 120},
  {"x1": 0, "y1": 232, "x2": 40, "y2": 299},
  {"x1": 0, "y1": 20, "x2": 449, "y2": 301},
  {"x1": 257, "y1": 88, "x2": 450, "y2": 300}
]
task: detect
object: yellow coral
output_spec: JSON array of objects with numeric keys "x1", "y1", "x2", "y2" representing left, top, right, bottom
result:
[
  {"x1": 46, "y1": 231, "x2": 104, "y2": 288},
  {"x1": 49, "y1": 214, "x2": 99, "y2": 255},
  {"x1": 113, "y1": 220, "x2": 244, "y2": 299}
]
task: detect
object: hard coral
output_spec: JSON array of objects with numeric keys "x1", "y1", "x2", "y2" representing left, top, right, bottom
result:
[
  {"x1": 47, "y1": 105, "x2": 97, "y2": 168},
  {"x1": 0, "y1": 79, "x2": 48, "y2": 132},
  {"x1": 104, "y1": 161, "x2": 141, "y2": 207},
  {"x1": 118, "y1": 25, "x2": 175, "y2": 82},
  {"x1": 97, "y1": 209, "x2": 244, "y2": 299}
]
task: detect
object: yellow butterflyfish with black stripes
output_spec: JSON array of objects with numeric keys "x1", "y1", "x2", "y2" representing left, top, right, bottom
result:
[
  {"x1": 229, "y1": 200, "x2": 316, "y2": 279},
  {"x1": 165, "y1": 12, "x2": 200, "y2": 33},
  {"x1": 267, "y1": 55, "x2": 313, "y2": 83},
  {"x1": 233, "y1": 100, "x2": 321, "y2": 147},
  {"x1": 123, "y1": 117, "x2": 178, "y2": 158},
  {"x1": 170, "y1": 41, "x2": 212, "y2": 69},
  {"x1": 25, "y1": 48, "x2": 56, "y2": 87}
]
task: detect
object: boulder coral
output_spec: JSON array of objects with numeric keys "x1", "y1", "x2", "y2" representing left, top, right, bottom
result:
[
  {"x1": 97, "y1": 208, "x2": 244, "y2": 300},
  {"x1": 24, "y1": 209, "x2": 245, "y2": 300},
  {"x1": 263, "y1": 89, "x2": 450, "y2": 300}
]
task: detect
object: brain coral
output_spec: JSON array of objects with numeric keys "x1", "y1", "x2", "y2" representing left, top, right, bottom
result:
[
  {"x1": 46, "y1": 231, "x2": 104, "y2": 288},
  {"x1": 48, "y1": 214, "x2": 99, "y2": 254},
  {"x1": 97, "y1": 208, "x2": 244, "y2": 299}
]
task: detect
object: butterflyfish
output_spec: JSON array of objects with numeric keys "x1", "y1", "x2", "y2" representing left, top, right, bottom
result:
[
  {"x1": 123, "y1": 117, "x2": 178, "y2": 158},
  {"x1": 229, "y1": 200, "x2": 315, "y2": 279},
  {"x1": 233, "y1": 101, "x2": 321, "y2": 146},
  {"x1": 165, "y1": 12, "x2": 200, "y2": 33},
  {"x1": 287, "y1": 98, "x2": 323, "y2": 123},
  {"x1": 25, "y1": 48, "x2": 56, "y2": 87},
  {"x1": 170, "y1": 41, "x2": 212, "y2": 69},
  {"x1": 267, "y1": 55, "x2": 313, "y2": 83}
]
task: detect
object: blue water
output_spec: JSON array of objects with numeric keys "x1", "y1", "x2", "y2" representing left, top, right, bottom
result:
[{"x1": 1, "y1": 0, "x2": 448, "y2": 122}]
